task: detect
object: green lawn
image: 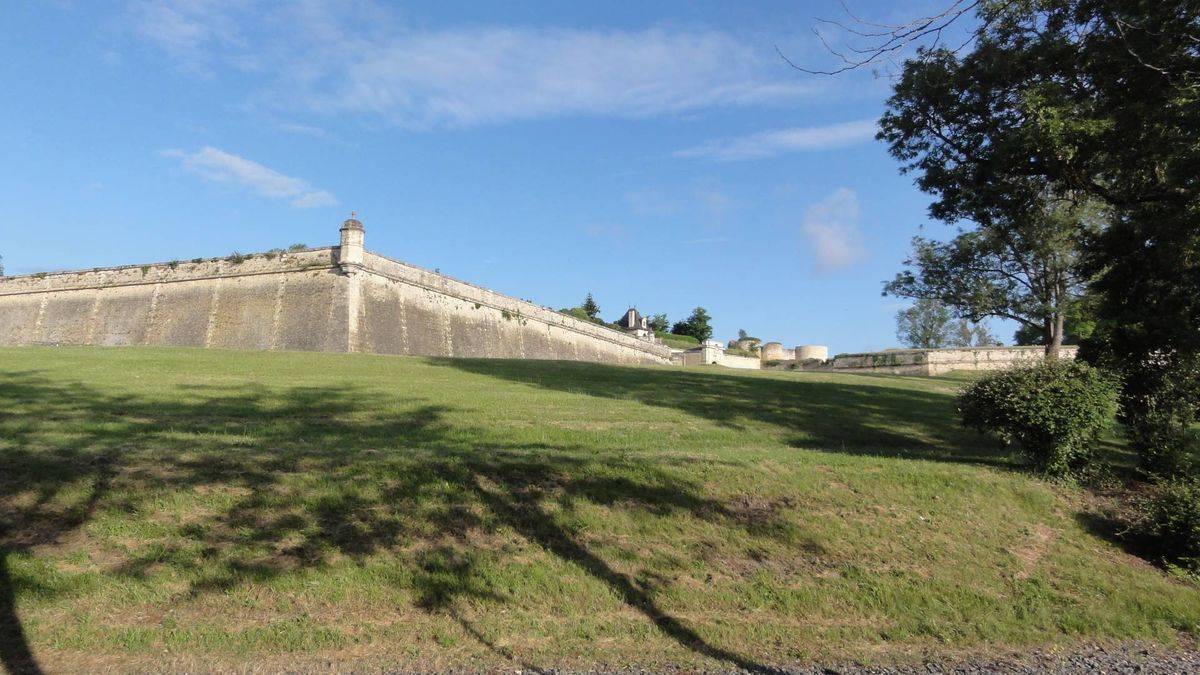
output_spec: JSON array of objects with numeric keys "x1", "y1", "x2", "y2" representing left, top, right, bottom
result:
[
  {"x1": 656, "y1": 332, "x2": 700, "y2": 349},
  {"x1": 1, "y1": 346, "x2": 1196, "y2": 672}
]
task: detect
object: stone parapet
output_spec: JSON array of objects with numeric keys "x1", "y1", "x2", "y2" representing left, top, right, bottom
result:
[{"x1": 831, "y1": 345, "x2": 1079, "y2": 375}]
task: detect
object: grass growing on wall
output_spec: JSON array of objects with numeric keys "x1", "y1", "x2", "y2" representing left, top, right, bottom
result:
[{"x1": 0, "y1": 347, "x2": 1196, "y2": 672}]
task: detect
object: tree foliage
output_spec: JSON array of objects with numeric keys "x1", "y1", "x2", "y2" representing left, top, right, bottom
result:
[
  {"x1": 876, "y1": 0, "x2": 1200, "y2": 477},
  {"x1": 959, "y1": 360, "x2": 1119, "y2": 477},
  {"x1": 1137, "y1": 478, "x2": 1200, "y2": 575},
  {"x1": 895, "y1": 299, "x2": 995, "y2": 349},
  {"x1": 671, "y1": 307, "x2": 713, "y2": 342},
  {"x1": 648, "y1": 313, "x2": 670, "y2": 333},
  {"x1": 883, "y1": 197, "x2": 1102, "y2": 357},
  {"x1": 581, "y1": 293, "x2": 601, "y2": 321},
  {"x1": 952, "y1": 319, "x2": 998, "y2": 348},
  {"x1": 896, "y1": 299, "x2": 953, "y2": 349},
  {"x1": 1013, "y1": 292, "x2": 1096, "y2": 347}
]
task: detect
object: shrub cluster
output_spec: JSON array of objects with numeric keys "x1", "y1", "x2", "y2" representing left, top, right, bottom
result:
[
  {"x1": 957, "y1": 361, "x2": 1118, "y2": 477},
  {"x1": 1137, "y1": 478, "x2": 1200, "y2": 575},
  {"x1": 1122, "y1": 355, "x2": 1200, "y2": 479}
]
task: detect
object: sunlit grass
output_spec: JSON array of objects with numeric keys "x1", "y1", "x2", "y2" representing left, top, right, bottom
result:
[{"x1": 0, "y1": 346, "x2": 1196, "y2": 671}]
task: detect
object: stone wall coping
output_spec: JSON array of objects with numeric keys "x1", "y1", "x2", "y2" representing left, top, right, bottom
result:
[
  {"x1": 0, "y1": 247, "x2": 330, "y2": 282},
  {"x1": 0, "y1": 248, "x2": 337, "y2": 297}
]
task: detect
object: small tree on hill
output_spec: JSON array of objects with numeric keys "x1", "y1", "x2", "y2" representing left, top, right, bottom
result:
[
  {"x1": 671, "y1": 307, "x2": 713, "y2": 342},
  {"x1": 581, "y1": 293, "x2": 601, "y2": 321},
  {"x1": 648, "y1": 313, "x2": 669, "y2": 333}
]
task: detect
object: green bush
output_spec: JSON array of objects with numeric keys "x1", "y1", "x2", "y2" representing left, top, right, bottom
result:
[
  {"x1": 957, "y1": 361, "x2": 1118, "y2": 477},
  {"x1": 1137, "y1": 478, "x2": 1200, "y2": 575},
  {"x1": 724, "y1": 347, "x2": 758, "y2": 358}
]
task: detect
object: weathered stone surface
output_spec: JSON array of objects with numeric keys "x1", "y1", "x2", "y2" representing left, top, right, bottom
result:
[
  {"x1": 0, "y1": 230, "x2": 671, "y2": 365},
  {"x1": 831, "y1": 345, "x2": 1079, "y2": 375}
]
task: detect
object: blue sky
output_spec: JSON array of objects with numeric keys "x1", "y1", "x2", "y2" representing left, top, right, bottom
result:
[{"x1": 1, "y1": 0, "x2": 1000, "y2": 353}]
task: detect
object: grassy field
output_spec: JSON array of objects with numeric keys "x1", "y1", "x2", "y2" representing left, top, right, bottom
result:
[{"x1": 0, "y1": 346, "x2": 1196, "y2": 672}]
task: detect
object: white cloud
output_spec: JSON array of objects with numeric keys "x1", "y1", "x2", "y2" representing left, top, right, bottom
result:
[
  {"x1": 163, "y1": 146, "x2": 337, "y2": 208},
  {"x1": 676, "y1": 119, "x2": 878, "y2": 161},
  {"x1": 275, "y1": 122, "x2": 332, "y2": 139},
  {"x1": 128, "y1": 2, "x2": 818, "y2": 127},
  {"x1": 800, "y1": 187, "x2": 864, "y2": 273},
  {"x1": 129, "y1": 0, "x2": 246, "y2": 74}
]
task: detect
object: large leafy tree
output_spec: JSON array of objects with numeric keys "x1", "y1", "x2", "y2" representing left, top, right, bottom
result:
[
  {"x1": 1013, "y1": 292, "x2": 1096, "y2": 347},
  {"x1": 884, "y1": 196, "x2": 1100, "y2": 357},
  {"x1": 876, "y1": 0, "x2": 1200, "y2": 476}
]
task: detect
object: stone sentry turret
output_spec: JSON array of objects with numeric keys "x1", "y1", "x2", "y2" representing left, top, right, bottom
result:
[{"x1": 338, "y1": 212, "x2": 365, "y2": 275}]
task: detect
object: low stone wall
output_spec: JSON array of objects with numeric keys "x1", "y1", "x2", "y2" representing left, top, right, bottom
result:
[
  {"x1": 678, "y1": 345, "x2": 761, "y2": 369},
  {"x1": 831, "y1": 345, "x2": 1079, "y2": 375}
]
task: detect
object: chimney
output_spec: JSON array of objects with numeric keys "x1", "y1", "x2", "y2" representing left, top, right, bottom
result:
[{"x1": 339, "y1": 212, "x2": 364, "y2": 274}]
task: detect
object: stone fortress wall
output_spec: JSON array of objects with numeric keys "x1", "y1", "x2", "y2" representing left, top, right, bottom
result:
[
  {"x1": 0, "y1": 249, "x2": 351, "y2": 353},
  {"x1": 353, "y1": 251, "x2": 669, "y2": 363},
  {"x1": 0, "y1": 219, "x2": 671, "y2": 365},
  {"x1": 828, "y1": 345, "x2": 1079, "y2": 376},
  {"x1": 0, "y1": 216, "x2": 1074, "y2": 374},
  {"x1": 679, "y1": 339, "x2": 1068, "y2": 375}
]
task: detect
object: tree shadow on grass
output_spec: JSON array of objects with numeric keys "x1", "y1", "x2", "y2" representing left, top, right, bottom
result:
[
  {"x1": 0, "y1": 370, "x2": 789, "y2": 673},
  {"x1": 433, "y1": 358, "x2": 1012, "y2": 468}
]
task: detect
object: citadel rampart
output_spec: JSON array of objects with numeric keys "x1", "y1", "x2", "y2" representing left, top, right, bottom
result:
[
  {"x1": 0, "y1": 218, "x2": 671, "y2": 365},
  {"x1": 829, "y1": 345, "x2": 1079, "y2": 375}
]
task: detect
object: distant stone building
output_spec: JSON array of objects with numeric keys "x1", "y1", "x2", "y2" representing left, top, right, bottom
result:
[{"x1": 0, "y1": 217, "x2": 671, "y2": 365}]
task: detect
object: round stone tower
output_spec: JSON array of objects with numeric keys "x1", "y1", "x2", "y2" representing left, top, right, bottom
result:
[
  {"x1": 797, "y1": 345, "x2": 829, "y2": 361},
  {"x1": 760, "y1": 342, "x2": 786, "y2": 361},
  {"x1": 338, "y1": 213, "x2": 364, "y2": 275}
]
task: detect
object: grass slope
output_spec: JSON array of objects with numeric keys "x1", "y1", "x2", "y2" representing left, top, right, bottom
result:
[{"x1": 0, "y1": 346, "x2": 1196, "y2": 672}]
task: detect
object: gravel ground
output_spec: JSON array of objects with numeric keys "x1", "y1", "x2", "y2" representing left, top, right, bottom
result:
[
  {"x1": 784, "y1": 643, "x2": 1200, "y2": 674},
  {"x1": 49, "y1": 640, "x2": 1200, "y2": 673},
  {"x1": 493, "y1": 642, "x2": 1200, "y2": 675}
]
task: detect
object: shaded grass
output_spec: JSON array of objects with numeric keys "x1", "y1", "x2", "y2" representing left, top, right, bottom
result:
[{"x1": 0, "y1": 346, "x2": 1196, "y2": 672}]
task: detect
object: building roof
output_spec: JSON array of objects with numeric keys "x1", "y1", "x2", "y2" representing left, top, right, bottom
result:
[{"x1": 616, "y1": 308, "x2": 646, "y2": 329}]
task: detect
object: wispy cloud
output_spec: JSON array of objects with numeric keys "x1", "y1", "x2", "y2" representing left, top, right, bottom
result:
[
  {"x1": 676, "y1": 119, "x2": 877, "y2": 161},
  {"x1": 800, "y1": 187, "x2": 864, "y2": 273},
  {"x1": 129, "y1": 0, "x2": 245, "y2": 74},
  {"x1": 163, "y1": 146, "x2": 337, "y2": 208},
  {"x1": 275, "y1": 122, "x2": 333, "y2": 139},
  {"x1": 128, "y1": 2, "x2": 818, "y2": 127},
  {"x1": 625, "y1": 189, "x2": 679, "y2": 216},
  {"x1": 584, "y1": 223, "x2": 629, "y2": 242}
]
